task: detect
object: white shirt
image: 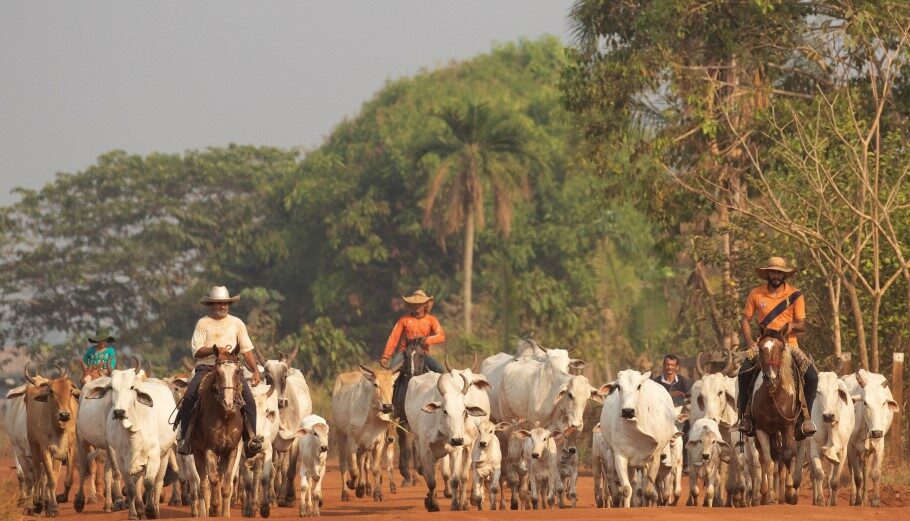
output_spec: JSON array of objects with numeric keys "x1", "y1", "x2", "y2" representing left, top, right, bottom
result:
[{"x1": 191, "y1": 314, "x2": 254, "y2": 366}]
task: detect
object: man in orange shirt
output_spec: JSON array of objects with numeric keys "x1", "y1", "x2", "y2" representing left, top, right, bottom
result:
[
  {"x1": 737, "y1": 257, "x2": 818, "y2": 439},
  {"x1": 380, "y1": 289, "x2": 445, "y2": 373}
]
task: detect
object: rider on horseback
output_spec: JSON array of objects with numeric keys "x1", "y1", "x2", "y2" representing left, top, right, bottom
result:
[
  {"x1": 175, "y1": 286, "x2": 264, "y2": 457},
  {"x1": 736, "y1": 257, "x2": 819, "y2": 440},
  {"x1": 380, "y1": 289, "x2": 445, "y2": 373}
]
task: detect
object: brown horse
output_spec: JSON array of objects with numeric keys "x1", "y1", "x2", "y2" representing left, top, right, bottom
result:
[
  {"x1": 189, "y1": 346, "x2": 244, "y2": 517},
  {"x1": 751, "y1": 324, "x2": 800, "y2": 505}
]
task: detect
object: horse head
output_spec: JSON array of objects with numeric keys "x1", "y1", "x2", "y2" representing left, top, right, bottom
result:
[
  {"x1": 213, "y1": 345, "x2": 242, "y2": 412},
  {"x1": 403, "y1": 338, "x2": 428, "y2": 377},
  {"x1": 757, "y1": 324, "x2": 792, "y2": 386}
]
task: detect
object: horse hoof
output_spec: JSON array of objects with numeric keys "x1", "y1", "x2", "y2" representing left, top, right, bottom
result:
[
  {"x1": 260, "y1": 504, "x2": 270, "y2": 518},
  {"x1": 443, "y1": 489, "x2": 452, "y2": 499},
  {"x1": 243, "y1": 505, "x2": 253, "y2": 518},
  {"x1": 55, "y1": 493, "x2": 68, "y2": 504},
  {"x1": 390, "y1": 483, "x2": 397, "y2": 494},
  {"x1": 74, "y1": 495, "x2": 85, "y2": 513},
  {"x1": 355, "y1": 485, "x2": 365, "y2": 498}
]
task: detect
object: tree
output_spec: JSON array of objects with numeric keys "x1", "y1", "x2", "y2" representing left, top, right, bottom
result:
[{"x1": 414, "y1": 100, "x2": 538, "y2": 335}]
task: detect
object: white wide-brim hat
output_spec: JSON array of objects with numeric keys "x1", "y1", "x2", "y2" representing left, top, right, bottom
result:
[{"x1": 200, "y1": 285, "x2": 240, "y2": 305}]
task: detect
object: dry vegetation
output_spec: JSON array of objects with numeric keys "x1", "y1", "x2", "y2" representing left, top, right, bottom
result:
[{"x1": 0, "y1": 478, "x2": 21, "y2": 521}]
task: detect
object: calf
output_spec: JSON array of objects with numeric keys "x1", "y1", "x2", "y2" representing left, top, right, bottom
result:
[
  {"x1": 725, "y1": 430, "x2": 755, "y2": 507},
  {"x1": 555, "y1": 429, "x2": 579, "y2": 508},
  {"x1": 686, "y1": 418, "x2": 732, "y2": 508},
  {"x1": 515, "y1": 426, "x2": 561, "y2": 509},
  {"x1": 290, "y1": 414, "x2": 329, "y2": 517},
  {"x1": 656, "y1": 425, "x2": 684, "y2": 506},
  {"x1": 470, "y1": 420, "x2": 504, "y2": 510},
  {"x1": 591, "y1": 424, "x2": 612, "y2": 508},
  {"x1": 23, "y1": 364, "x2": 80, "y2": 517},
  {"x1": 495, "y1": 419, "x2": 532, "y2": 510}
]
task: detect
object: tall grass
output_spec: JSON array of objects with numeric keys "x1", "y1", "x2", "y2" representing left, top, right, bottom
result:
[
  {"x1": 0, "y1": 478, "x2": 21, "y2": 521},
  {"x1": 0, "y1": 429, "x2": 11, "y2": 459}
]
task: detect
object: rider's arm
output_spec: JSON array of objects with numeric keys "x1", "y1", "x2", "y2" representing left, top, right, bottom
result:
[
  {"x1": 191, "y1": 319, "x2": 213, "y2": 359},
  {"x1": 107, "y1": 347, "x2": 117, "y2": 369},
  {"x1": 742, "y1": 289, "x2": 757, "y2": 346},
  {"x1": 424, "y1": 316, "x2": 445, "y2": 346},
  {"x1": 790, "y1": 294, "x2": 807, "y2": 335},
  {"x1": 242, "y1": 351, "x2": 261, "y2": 386},
  {"x1": 381, "y1": 318, "x2": 405, "y2": 362}
]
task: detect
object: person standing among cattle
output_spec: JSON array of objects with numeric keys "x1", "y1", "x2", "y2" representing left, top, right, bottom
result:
[
  {"x1": 380, "y1": 289, "x2": 445, "y2": 373},
  {"x1": 175, "y1": 286, "x2": 263, "y2": 456},
  {"x1": 653, "y1": 353, "x2": 691, "y2": 407},
  {"x1": 83, "y1": 327, "x2": 117, "y2": 369},
  {"x1": 736, "y1": 256, "x2": 818, "y2": 439}
]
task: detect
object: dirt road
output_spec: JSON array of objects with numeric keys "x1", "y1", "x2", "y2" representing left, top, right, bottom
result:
[{"x1": 5, "y1": 457, "x2": 907, "y2": 521}]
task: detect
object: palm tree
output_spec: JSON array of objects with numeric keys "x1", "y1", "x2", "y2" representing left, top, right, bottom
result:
[{"x1": 414, "y1": 100, "x2": 537, "y2": 335}]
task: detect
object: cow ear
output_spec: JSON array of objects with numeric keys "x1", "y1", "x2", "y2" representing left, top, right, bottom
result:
[
  {"x1": 466, "y1": 406, "x2": 487, "y2": 417},
  {"x1": 6, "y1": 385, "x2": 26, "y2": 399},
  {"x1": 136, "y1": 391, "x2": 154, "y2": 407},
  {"x1": 471, "y1": 378, "x2": 491, "y2": 391},
  {"x1": 676, "y1": 413, "x2": 689, "y2": 424},
  {"x1": 672, "y1": 431, "x2": 684, "y2": 439},
  {"x1": 266, "y1": 410, "x2": 277, "y2": 423},
  {"x1": 514, "y1": 430, "x2": 531, "y2": 440},
  {"x1": 886, "y1": 399, "x2": 899, "y2": 413},
  {"x1": 568, "y1": 359, "x2": 587, "y2": 371},
  {"x1": 85, "y1": 385, "x2": 111, "y2": 400},
  {"x1": 837, "y1": 388, "x2": 850, "y2": 406},
  {"x1": 696, "y1": 395, "x2": 705, "y2": 411},
  {"x1": 554, "y1": 388, "x2": 567, "y2": 405},
  {"x1": 589, "y1": 388, "x2": 605, "y2": 404},
  {"x1": 421, "y1": 402, "x2": 442, "y2": 414},
  {"x1": 597, "y1": 383, "x2": 615, "y2": 396},
  {"x1": 33, "y1": 389, "x2": 51, "y2": 402},
  {"x1": 495, "y1": 422, "x2": 512, "y2": 432}
]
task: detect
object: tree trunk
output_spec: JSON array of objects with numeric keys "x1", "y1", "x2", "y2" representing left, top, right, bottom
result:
[
  {"x1": 871, "y1": 293, "x2": 881, "y2": 373},
  {"x1": 826, "y1": 275, "x2": 842, "y2": 360},
  {"x1": 844, "y1": 280, "x2": 869, "y2": 370},
  {"x1": 463, "y1": 203, "x2": 474, "y2": 336}
]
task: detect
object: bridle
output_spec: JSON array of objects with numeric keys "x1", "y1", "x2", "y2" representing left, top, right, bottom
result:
[{"x1": 210, "y1": 348, "x2": 243, "y2": 408}]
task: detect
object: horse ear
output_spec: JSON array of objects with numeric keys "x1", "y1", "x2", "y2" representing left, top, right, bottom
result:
[{"x1": 780, "y1": 322, "x2": 791, "y2": 337}]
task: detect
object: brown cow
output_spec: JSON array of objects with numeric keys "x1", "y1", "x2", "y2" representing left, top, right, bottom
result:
[{"x1": 24, "y1": 362, "x2": 81, "y2": 517}]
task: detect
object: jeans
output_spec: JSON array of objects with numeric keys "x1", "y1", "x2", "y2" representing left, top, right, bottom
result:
[
  {"x1": 176, "y1": 364, "x2": 256, "y2": 442},
  {"x1": 388, "y1": 351, "x2": 444, "y2": 373}
]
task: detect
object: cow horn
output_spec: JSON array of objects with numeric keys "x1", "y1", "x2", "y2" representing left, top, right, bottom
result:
[
  {"x1": 182, "y1": 357, "x2": 195, "y2": 372},
  {"x1": 144, "y1": 360, "x2": 153, "y2": 378},
  {"x1": 24, "y1": 361, "x2": 37, "y2": 386},
  {"x1": 277, "y1": 350, "x2": 286, "y2": 362},
  {"x1": 132, "y1": 355, "x2": 141, "y2": 375},
  {"x1": 444, "y1": 353, "x2": 453, "y2": 373},
  {"x1": 287, "y1": 346, "x2": 299, "y2": 364},
  {"x1": 437, "y1": 374, "x2": 447, "y2": 396},
  {"x1": 695, "y1": 351, "x2": 706, "y2": 378},
  {"x1": 266, "y1": 384, "x2": 276, "y2": 398},
  {"x1": 460, "y1": 373, "x2": 470, "y2": 395},
  {"x1": 359, "y1": 364, "x2": 376, "y2": 377},
  {"x1": 722, "y1": 346, "x2": 734, "y2": 376},
  {"x1": 471, "y1": 351, "x2": 478, "y2": 372},
  {"x1": 54, "y1": 363, "x2": 66, "y2": 379}
]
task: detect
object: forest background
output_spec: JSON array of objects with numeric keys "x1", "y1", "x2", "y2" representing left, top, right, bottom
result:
[{"x1": 2, "y1": 1, "x2": 910, "y2": 390}]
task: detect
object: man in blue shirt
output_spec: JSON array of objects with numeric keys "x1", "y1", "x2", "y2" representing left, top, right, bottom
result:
[{"x1": 83, "y1": 327, "x2": 117, "y2": 369}]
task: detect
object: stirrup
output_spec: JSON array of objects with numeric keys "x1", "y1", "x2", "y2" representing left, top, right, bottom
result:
[
  {"x1": 737, "y1": 416, "x2": 755, "y2": 436},
  {"x1": 244, "y1": 436, "x2": 263, "y2": 458},
  {"x1": 800, "y1": 419, "x2": 817, "y2": 437},
  {"x1": 177, "y1": 438, "x2": 192, "y2": 456}
]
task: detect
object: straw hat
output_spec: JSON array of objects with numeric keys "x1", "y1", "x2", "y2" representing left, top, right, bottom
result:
[
  {"x1": 755, "y1": 256, "x2": 796, "y2": 281},
  {"x1": 402, "y1": 289, "x2": 434, "y2": 306},
  {"x1": 200, "y1": 286, "x2": 240, "y2": 305}
]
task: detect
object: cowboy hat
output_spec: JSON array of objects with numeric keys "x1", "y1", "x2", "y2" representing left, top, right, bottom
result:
[
  {"x1": 755, "y1": 256, "x2": 797, "y2": 280},
  {"x1": 200, "y1": 285, "x2": 240, "y2": 305},
  {"x1": 402, "y1": 289, "x2": 434, "y2": 306},
  {"x1": 88, "y1": 327, "x2": 116, "y2": 344}
]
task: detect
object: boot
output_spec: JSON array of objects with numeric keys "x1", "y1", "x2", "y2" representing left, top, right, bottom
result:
[
  {"x1": 242, "y1": 420, "x2": 263, "y2": 458},
  {"x1": 737, "y1": 414, "x2": 755, "y2": 437},
  {"x1": 177, "y1": 438, "x2": 193, "y2": 456},
  {"x1": 795, "y1": 413, "x2": 817, "y2": 441}
]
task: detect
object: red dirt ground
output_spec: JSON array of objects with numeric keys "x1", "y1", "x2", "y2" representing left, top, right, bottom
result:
[{"x1": 3, "y1": 457, "x2": 907, "y2": 520}]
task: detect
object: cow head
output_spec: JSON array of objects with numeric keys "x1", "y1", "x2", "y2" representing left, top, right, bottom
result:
[
  {"x1": 556, "y1": 426, "x2": 579, "y2": 455},
  {"x1": 164, "y1": 373, "x2": 191, "y2": 403},
  {"x1": 25, "y1": 362, "x2": 79, "y2": 426},
  {"x1": 359, "y1": 363, "x2": 400, "y2": 420},
  {"x1": 80, "y1": 359, "x2": 111, "y2": 385},
  {"x1": 475, "y1": 420, "x2": 507, "y2": 450},
  {"x1": 253, "y1": 383, "x2": 279, "y2": 439},
  {"x1": 686, "y1": 418, "x2": 731, "y2": 465},
  {"x1": 696, "y1": 373, "x2": 737, "y2": 428},
  {"x1": 598, "y1": 369, "x2": 652, "y2": 421},
  {"x1": 264, "y1": 346, "x2": 299, "y2": 409},
  {"x1": 421, "y1": 372, "x2": 487, "y2": 447},
  {"x1": 105, "y1": 362, "x2": 154, "y2": 431},
  {"x1": 516, "y1": 426, "x2": 560, "y2": 460},
  {"x1": 814, "y1": 372, "x2": 850, "y2": 425},
  {"x1": 552, "y1": 374, "x2": 599, "y2": 431},
  {"x1": 852, "y1": 369, "x2": 899, "y2": 438},
  {"x1": 283, "y1": 420, "x2": 329, "y2": 454}
]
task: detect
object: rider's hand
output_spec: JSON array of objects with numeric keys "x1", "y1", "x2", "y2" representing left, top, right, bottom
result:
[
  {"x1": 250, "y1": 371, "x2": 261, "y2": 387},
  {"x1": 380, "y1": 357, "x2": 389, "y2": 368}
]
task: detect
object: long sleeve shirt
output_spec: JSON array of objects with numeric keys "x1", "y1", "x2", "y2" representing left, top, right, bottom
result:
[
  {"x1": 190, "y1": 314, "x2": 254, "y2": 366},
  {"x1": 83, "y1": 345, "x2": 117, "y2": 368},
  {"x1": 382, "y1": 314, "x2": 445, "y2": 360}
]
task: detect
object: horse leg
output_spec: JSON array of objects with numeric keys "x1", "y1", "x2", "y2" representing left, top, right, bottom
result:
[
  {"x1": 398, "y1": 428, "x2": 414, "y2": 486},
  {"x1": 755, "y1": 431, "x2": 774, "y2": 504}
]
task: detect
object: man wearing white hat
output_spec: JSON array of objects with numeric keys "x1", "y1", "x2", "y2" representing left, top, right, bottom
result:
[
  {"x1": 736, "y1": 257, "x2": 818, "y2": 440},
  {"x1": 175, "y1": 286, "x2": 263, "y2": 456}
]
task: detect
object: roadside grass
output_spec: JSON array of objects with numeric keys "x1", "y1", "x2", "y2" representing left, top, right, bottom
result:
[{"x1": 0, "y1": 478, "x2": 21, "y2": 521}]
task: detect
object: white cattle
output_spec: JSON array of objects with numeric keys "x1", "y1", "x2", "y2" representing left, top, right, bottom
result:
[
  {"x1": 656, "y1": 425, "x2": 683, "y2": 506},
  {"x1": 405, "y1": 371, "x2": 488, "y2": 512},
  {"x1": 499, "y1": 356, "x2": 597, "y2": 432},
  {"x1": 238, "y1": 383, "x2": 280, "y2": 518},
  {"x1": 555, "y1": 429, "x2": 579, "y2": 508},
  {"x1": 264, "y1": 352, "x2": 313, "y2": 507},
  {"x1": 74, "y1": 376, "x2": 124, "y2": 513},
  {"x1": 438, "y1": 367, "x2": 491, "y2": 510},
  {"x1": 331, "y1": 364, "x2": 399, "y2": 502},
  {"x1": 4, "y1": 379, "x2": 46, "y2": 505},
  {"x1": 842, "y1": 369, "x2": 898, "y2": 507},
  {"x1": 688, "y1": 372, "x2": 737, "y2": 506},
  {"x1": 725, "y1": 430, "x2": 756, "y2": 507},
  {"x1": 470, "y1": 420, "x2": 504, "y2": 510},
  {"x1": 598, "y1": 369, "x2": 678, "y2": 508},
  {"x1": 479, "y1": 340, "x2": 571, "y2": 421},
  {"x1": 515, "y1": 426, "x2": 562, "y2": 510},
  {"x1": 288, "y1": 414, "x2": 329, "y2": 517},
  {"x1": 793, "y1": 371, "x2": 854, "y2": 506},
  {"x1": 85, "y1": 367, "x2": 178, "y2": 520},
  {"x1": 686, "y1": 418, "x2": 732, "y2": 507}
]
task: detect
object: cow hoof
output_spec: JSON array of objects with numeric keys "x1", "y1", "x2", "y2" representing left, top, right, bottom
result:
[
  {"x1": 55, "y1": 493, "x2": 67, "y2": 504},
  {"x1": 277, "y1": 499, "x2": 294, "y2": 508},
  {"x1": 401, "y1": 478, "x2": 413, "y2": 487},
  {"x1": 355, "y1": 485, "x2": 365, "y2": 498},
  {"x1": 74, "y1": 495, "x2": 85, "y2": 513},
  {"x1": 260, "y1": 504, "x2": 270, "y2": 518},
  {"x1": 443, "y1": 489, "x2": 452, "y2": 499},
  {"x1": 390, "y1": 482, "x2": 397, "y2": 494},
  {"x1": 373, "y1": 490, "x2": 383, "y2": 502},
  {"x1": 145, "y1": 504, "x2": 158, "y2": 519},
  {"x1": 243, "y1": 504, "x2": 253, "y2": 518},
  {"x1": 128, "y1": 514, "x2": 139, "y2": 521},
  {"x1": 345, "y1": 479, "x2": 356, "y2": 490},
  {"x1": 510, "y1": 498, "x2": 518, "y2": 510},
  {"x1": 424, "y1": 497, "x2": 439, "y2": 512},
  {"x1": 114, "y1": 499, "x2": 127, "y2": 511}
]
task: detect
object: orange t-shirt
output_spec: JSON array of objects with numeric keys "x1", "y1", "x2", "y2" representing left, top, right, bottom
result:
[
  {"x1": 743, "y1": 282, "x2": 805, "y2": 345},
  {"x1": 382, "y1": 314, "x2": 445, "y2": 360}
]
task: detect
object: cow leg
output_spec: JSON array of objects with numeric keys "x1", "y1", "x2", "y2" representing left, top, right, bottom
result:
[
  {"x1": 280, "y1": 443, "x2": 300, "y2": 506},
  {"x1": 298, "y1": 468, "x2": 311, "y2": 517},
  {"x1": 239, "y1": 458, "x2": 255, "y2": 518},
  {"x1": 336, "y1": 435, "x2": 351, "y2": 501},
  {"x1": 259, "y1": 449, "x2": 273, "y2": 518},
  {"x1": 73, "y1": 439, "x2": 91, "y2": 513},
  {"x1": 471, "y1": 467, "x2": 484, "y2": 510},
  {"x1": 870, "y1": 442, "x2": 883, "y2": 507},
  {"x1": 371, "y1": 439, "x2": 384, "y2": 502},
  {"x1": 611, "y1": 453, "x2": 632, "y2": 508},
  {"x1": 102, "y1": 456, "x2": 115, "y2": 513},
  {"x1": 809, "y1": 446, "x2": 824, "y2": 506},
  {"x1": 418, "y1": 446, "x2": 439, "y2": 512},
  {"x1": 827, "y1": 447, "x2": 847, "y2": 506},
  {"x1": 385, "y1": 436, "x2": 397, "y2": 494}
]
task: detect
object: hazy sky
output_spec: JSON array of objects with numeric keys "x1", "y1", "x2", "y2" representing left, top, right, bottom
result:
[{"x1": 0, "y1": 1, "x2": 575, "y2": 205}]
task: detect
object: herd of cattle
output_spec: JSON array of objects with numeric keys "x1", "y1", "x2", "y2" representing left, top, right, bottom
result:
[{"x1": 2, "y1": 339, "x2": 900, "y2": 518}]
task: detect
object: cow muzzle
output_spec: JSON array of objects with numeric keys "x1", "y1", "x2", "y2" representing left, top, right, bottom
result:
[
  {"x1": 822, "y1": 413, "x2": 835, "y2": 423},
  {"x1": 621, "y1": 408, "x2": 636, "y2": 419},
  {"x1": 532, "y1": 452, "x2": 540, "y2": 459},
  {"x1": 449, "y1": 437, "x2": 464, "y2": 447},
  {"x1": 113, "y1": 409, "x2": 126, "y2": 420},
  {"x1": 568, "y1": 447, "x2": 577, "y2": 454},
  {"x1": 702, "y1": 453, "x2": 710, "y2": 461},
  {"x1": 380, "y1": 403, "x2": 393, "y2": 414},
  {"x1": 58, "y1": 411, "x2": 71, "y2": 422},
  {"x1": 320, "y1": 445, "x2": 328, "y2": 453},
  {"x1": 479, "y1": 441, "x2": 488, "y2": 448},
  {"x1": 871, "y1": 430, "x2": 884, "y2": 439}
]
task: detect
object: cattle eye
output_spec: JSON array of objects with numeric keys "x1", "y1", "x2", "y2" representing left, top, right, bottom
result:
[
  {"x1": 567, "y1": 393, "x2": 574, "y2": 400},
  {"x1": 637, "y1": 384, "x2": 642, "y2": 390},
  {"x1": 373, "y1": 383, "x2": 379, "y2": 388}
]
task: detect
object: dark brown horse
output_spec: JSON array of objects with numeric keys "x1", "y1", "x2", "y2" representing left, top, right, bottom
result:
[
  {"x1": 190, "y1": 346, "x2": 244, "y2": 517},
  {"x1": 751, "y1": 324, "x2": 800, "y2": 505}
]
